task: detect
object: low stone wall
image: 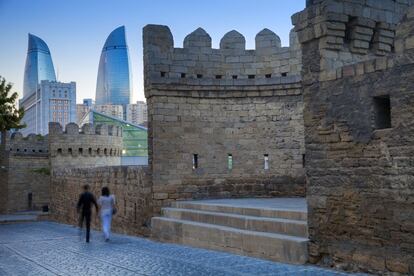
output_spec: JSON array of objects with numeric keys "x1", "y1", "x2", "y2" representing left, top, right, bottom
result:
[
  {"x1": 7, "y1": 155, "x2": 50, "y2": 212},
  {"x1": 1, "y1": 133, "x2": 50, "y2": 213},
  {"x1": 50, "y1": 166, "x2": 152, "y2": 236}
]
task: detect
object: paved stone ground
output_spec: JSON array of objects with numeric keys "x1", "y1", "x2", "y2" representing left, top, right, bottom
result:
[{"x1": 0, "y1": 222, "x2": 361, "y2": 276}]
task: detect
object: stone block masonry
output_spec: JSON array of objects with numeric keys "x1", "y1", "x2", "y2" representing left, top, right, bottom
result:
[
  {"x1": 0, "y1": 133, "x2": 50, "y2": 213},
  {"x1": 49, "y1": 122, "x2": 123, "y2": 169},
  {"x1": 294, "y1": 1, "x2": 414, "y2": 274},
  {"x1": 0, "y1": 122, "x2": 124, "y2": 214},
  {"x1": 143, "y1": 25, "x2": 302, "y2": 90},
  {"x1": 144, "y1": 25, "x2": 306, "y2": 213},
  {"x1": 50, "y1": 166, "x2": 152, "y2": 236},
  {"x1": 294, "y1": 0, "x2": 414, "y2": 74}
]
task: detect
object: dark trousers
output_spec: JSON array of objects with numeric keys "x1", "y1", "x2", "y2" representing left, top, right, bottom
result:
[{"x1": 79, "y1": 211, "x2": 92, "y2": 242}]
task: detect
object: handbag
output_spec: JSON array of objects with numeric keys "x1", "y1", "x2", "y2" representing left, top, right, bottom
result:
[{"x1": 112, "y1": 196, "x2": 117, "y2": 215}]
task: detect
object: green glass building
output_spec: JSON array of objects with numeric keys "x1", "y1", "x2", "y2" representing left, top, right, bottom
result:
[{"x1": 80, "y1": 110, "x2": 148, "y2": 165}]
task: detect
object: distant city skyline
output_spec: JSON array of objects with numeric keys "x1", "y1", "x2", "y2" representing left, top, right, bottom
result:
[{"x1": 0, "y1": 0, "x2": 305, "y2": 104}]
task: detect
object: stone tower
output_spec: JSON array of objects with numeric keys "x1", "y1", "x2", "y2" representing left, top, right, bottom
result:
[
  {"x1": 293, "y1": 0, "x2": 414, "y2": 273},
  {"x1": 144, "y1": 25, "x2": 305, "y2": 212}
]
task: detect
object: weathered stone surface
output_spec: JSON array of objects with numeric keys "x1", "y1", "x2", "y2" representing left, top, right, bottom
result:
[
  {"x1": 146, "y1": 91, "x2": 306, "y2": 211},
  {"x1": 152, "y1": 198, "x2": 309, "y2": 264},
  {"x1": 50, "y1": 166, "x2": 152, "y2": 237},
  {"x1": 0, "y1": 133, "x2": 49, "y2": 213},
  {"x1": 144, "y1": 26, "x2": 306, "y2": 212},
  {"x1": 293, "y1": 0, "x2": 413, "y2": 72},
  {"x1": 49, "y1": 122, "x2": 123, "y2": 169},
  {"x1": 143, "y1": 25, "x2": 302, "y2": 92},
  {"x1": 294, "y1": 1, "x2": 414, "y2": 274}
]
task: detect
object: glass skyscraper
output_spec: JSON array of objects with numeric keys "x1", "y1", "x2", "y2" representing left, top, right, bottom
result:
[
  {"x1": 23, "y1": 34, "x2": 56, "y2": 97},
  {"x1": 95, "y1": 26, "x2": 132, "y2": 109},
  {"x1": 20, "y1": 34, "x2": 76, "y2": 135}
]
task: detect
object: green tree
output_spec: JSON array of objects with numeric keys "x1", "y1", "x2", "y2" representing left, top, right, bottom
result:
[{"x1": 0, "y1": 76, "x2": 25, "y2": 145}]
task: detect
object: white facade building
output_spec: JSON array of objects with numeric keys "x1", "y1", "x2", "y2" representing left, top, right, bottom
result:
[
  {"x1": 126, "y1": 101, "x2": 147, "y2": 125},
  {"x1": 76, "y1": 98, "x2": 95, "y2": 124},
  {"x1": 19, "y1": 80, "x2": 76, "y2": 135},
  {"x1": 94, "y1": 104, "x2": 123, "y2": 120}
]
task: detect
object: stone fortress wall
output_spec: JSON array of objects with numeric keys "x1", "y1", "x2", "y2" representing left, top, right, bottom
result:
[
  {"x1": 144, "y1": 26, "x2": 301, "y2": 89},
  {"x1": 48, "y1": 122, "x2": 123, "y2": 169},
  {"x1": 5, "y1": 1, "x2": 414, "y2": 274},
  {"x1": 49, "y1": 166, "x2": 152, "y2": 237},
  {"x1": 294, "y1": 0, "x2": 414, "y2": 274},
  {"x1": 144, "y1": 26, "x2": 306, "y2": 213},
  {"x1": 300, "y1": 0, "x2": 410, "y2": 74},
  {"x1": 0, "y1": 132, "x2": 50, "y2": 213},
  {"x1": 0, "y1": 122, "x2": 124, "y2": 214},
  {"x1": 47, "y1": 123, "x2": 153, "y2": 236}
]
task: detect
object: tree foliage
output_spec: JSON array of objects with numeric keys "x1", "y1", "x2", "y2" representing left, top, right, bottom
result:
[{"x1": 0, "y1": 76, "x2": 25, "y2": 132}]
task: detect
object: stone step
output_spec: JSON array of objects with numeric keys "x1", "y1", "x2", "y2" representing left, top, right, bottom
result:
[
  {"x1": 162, "y1": 207, "x2": 308, "y2": 237},
  {"x1": 151, "y1": 217, "x2": 309, "y2": 264},
  {"x1": 171, "y1": 201, "x2": 307, "y2": 221},
  {"x1": 0, "y1": 214, "x2": 38, "y2": 224}
]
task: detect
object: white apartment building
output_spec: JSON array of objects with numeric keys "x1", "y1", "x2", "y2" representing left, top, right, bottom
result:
[{"x1": 126, "y1": 101, "x2": 147, "y2": 125}]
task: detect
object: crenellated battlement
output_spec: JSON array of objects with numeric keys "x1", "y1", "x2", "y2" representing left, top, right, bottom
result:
[
  {"x1": 5, "y1": 132, "x2": 49, "y2": 156},
  {"x1": 49, "y1": 122, "x2": 122, "y2": 137},
  {"x1": 48, "y1": 122, "x2": 123, "y2": 168},
  {"x1": 143, "y1": 25, "x2": 302, "y2": 95},
  {"x1": 293, "y1": 0, "x2": 414, "y2": 73}
]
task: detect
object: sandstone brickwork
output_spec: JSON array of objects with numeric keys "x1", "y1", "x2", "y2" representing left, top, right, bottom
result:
[
  {"x1": 293, "y1": 1, "x2": 414, "y2": 274},
  {"x1": 0, "y1": 122, "x2": 124, "y2": 214},
  {"x1": 50, "y1": 166, "x2": 152, "y2": 236},
  {"x1": 295, "y1": 0, "x2": 414, "y2": 75},
  {"x1": 0, "y1": 132, "x2": 50, "y2": 213},
  {"x1": 49, "y1": 122, "x2": 123, "y2": 169},
  {"x1": 144, "y1": 25, "x2": 306, "y2": 213}
]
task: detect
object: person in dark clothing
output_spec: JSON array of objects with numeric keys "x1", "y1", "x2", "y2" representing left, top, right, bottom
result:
[{"x1": 77, "y1": 184, "x2": 98, "y2": 243}]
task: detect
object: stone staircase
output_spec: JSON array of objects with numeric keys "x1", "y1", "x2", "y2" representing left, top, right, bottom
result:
[
  {"x1": 151, "y1": 198, "x2": 309, "y2": 264},
  {"x1": 0, "y1": 211, "x2": 49, "y2": 224}
]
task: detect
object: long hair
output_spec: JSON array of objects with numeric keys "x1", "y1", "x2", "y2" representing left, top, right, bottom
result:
[{"x1": 101, "y1": 187, "x2": 110, "y2": 197}]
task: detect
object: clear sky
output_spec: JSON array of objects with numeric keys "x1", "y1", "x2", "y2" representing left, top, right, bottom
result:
[{"x1": 0, "y1": 0, "x2": 305, "y2": 104}]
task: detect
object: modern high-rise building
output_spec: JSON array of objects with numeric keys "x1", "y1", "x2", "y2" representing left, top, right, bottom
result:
[
  {"x1": 94, "y1": 104, "x2": 123, "y2": 120},
  {"x1": 82, "y1": 98, "x2": 94, "y2": 107},
  {"x1": 20, "y1": 34, "x2": 76, "y2": 135},
  {"x1": 76, "y1": 98, "x2": 95, "y2": 125},
  {"x1": 126, "y1": 101, "x2": 147, "y2": 125},
  {"x1": 23, "y1": 34, "x2": 56, "y2": 97},
  {"x1": 20, "y1": 80, "x2": 76, "y2": 135},
  {"x1": 95, "y1": 26, "x2": 132, "y2": 119}
]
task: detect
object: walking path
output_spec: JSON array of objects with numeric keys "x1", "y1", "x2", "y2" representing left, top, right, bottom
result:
[{"x1": 0, "y1": 222, "x2": 362, "y2": 275}]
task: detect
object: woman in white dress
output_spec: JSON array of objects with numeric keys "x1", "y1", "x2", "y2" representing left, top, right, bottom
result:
[{"x1": 98, "y1": 187, "x2": 116, "y2": 241}]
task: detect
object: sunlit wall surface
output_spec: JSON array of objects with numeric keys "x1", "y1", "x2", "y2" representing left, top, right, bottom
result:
[
  {"x1": 95, "y1": 26, "x2": 131, "y2": 110},
  {"x1": 23, "y1": 34, "x2": 56, "y2": 97}
]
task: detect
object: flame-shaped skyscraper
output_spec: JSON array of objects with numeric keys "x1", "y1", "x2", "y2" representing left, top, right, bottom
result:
[
  {"x1": 23, "y1": 34, "x2": 56, "y2": 97},
  {"x1": 95, "y1": 26, "x2": 132, "y2": 108}
]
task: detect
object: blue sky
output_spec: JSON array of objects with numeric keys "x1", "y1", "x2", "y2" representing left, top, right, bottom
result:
[{"x1": 0, "y1": 0, "x2": 305, "y2": 103}]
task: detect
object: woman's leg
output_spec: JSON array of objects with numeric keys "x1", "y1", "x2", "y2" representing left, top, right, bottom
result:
[
  {"x1": 107, "y1": 214, "x2": 112, "y2": 239},
  {"x1": 102, "y1": 213, "x2": 109, "y2": 239}
]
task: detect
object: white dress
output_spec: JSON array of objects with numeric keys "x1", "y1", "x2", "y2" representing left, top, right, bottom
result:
[{"x1": 98, "y1": 195, "x2": 115, "y2": 240}]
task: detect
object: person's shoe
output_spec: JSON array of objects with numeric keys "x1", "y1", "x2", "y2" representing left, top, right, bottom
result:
[{"x1": 105, "y1": 238, "x2": 109, "y2": 242}]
